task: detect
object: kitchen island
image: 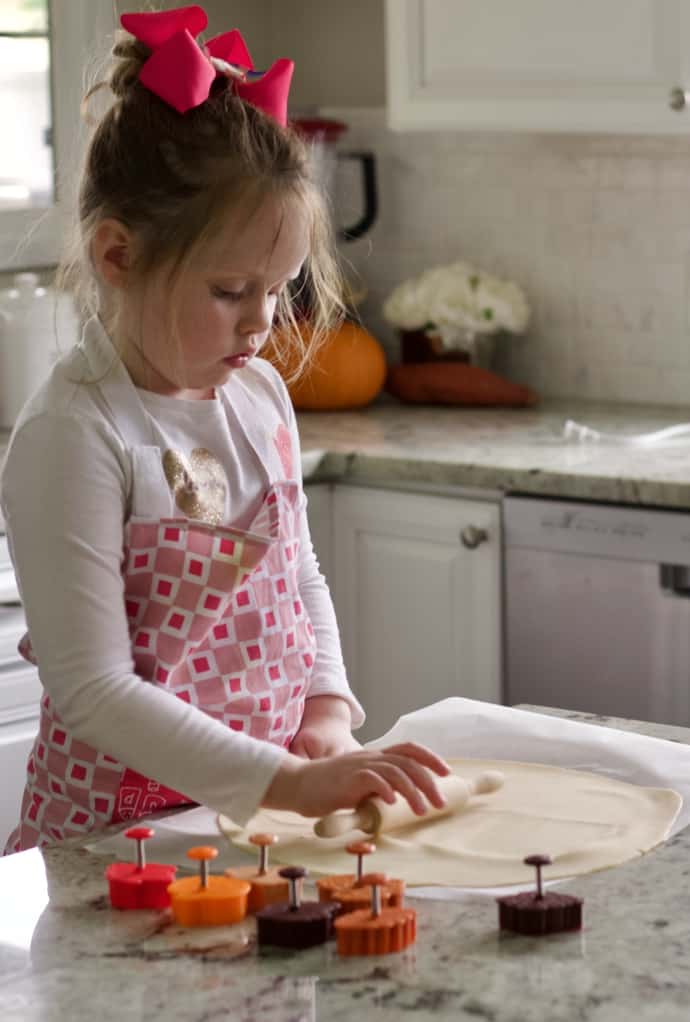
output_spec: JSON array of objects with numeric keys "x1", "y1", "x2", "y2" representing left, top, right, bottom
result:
[{"x1": 1, "y1": 707, "x2": 689, "y2": 1022}]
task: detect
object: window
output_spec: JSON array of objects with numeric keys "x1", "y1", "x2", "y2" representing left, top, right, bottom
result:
[
  {"x1": 0, "y1": 0, "x2": 116, "y2": 271},
  {"x1": 0, "y1": 0, "x2": 52, "y2": 210}
]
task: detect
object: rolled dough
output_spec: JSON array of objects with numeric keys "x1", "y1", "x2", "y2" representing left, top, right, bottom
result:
[{"x1": 217, "y1": 758, "x2": 682, "y2": 888}]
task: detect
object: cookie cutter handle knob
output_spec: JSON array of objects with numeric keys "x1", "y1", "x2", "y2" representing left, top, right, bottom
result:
[
  {"x1": 187, "y1": 845, "x2": 219, "y2": 889},
  {"x1": 124, "y1": 826, "x2": 155, "y2": 871}
]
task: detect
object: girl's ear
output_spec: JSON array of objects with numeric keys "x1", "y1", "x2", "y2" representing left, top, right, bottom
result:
[{"x1": 91, "y1": 219, "x2": 135, "y2": 289}]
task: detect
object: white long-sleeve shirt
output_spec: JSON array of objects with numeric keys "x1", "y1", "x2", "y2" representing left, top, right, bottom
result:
[{"x1": 1, "y1": 317, "x2": 363, "y2": 826}]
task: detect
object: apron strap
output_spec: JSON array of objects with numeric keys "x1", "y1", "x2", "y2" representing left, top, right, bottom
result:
[{"x1": 78, "y1": 317, "x2": 158, "y2": 449}]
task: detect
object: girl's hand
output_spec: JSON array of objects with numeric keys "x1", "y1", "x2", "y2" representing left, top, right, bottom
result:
[
  {"x1": 290, "y1": 694, "x2": 361, "y2": 758},
  {"x1": 263, "y1": 742, "x2": 451, "y2": 819},
  {"x1": 290, "y1": 724, "x2": 361, "y2": 758}
]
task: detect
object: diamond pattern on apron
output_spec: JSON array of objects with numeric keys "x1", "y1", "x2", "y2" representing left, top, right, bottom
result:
[
  {"x1": 6, "y1": 481, "x2": 315, "y2": 851},
  {"x1": 5, "y1": 323, "x2": 316, "y2": 853}
]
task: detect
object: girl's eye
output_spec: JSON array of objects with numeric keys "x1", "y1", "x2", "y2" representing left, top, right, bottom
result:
[{"x1": 211, "y1": 285, "x2": 244, "y2": 301}]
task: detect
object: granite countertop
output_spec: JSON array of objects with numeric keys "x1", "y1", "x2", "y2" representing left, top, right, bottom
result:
[
  {"x1": 2, "y1": 707, "x2": 690, "y2": 1022},
  {"x1": 297, "y1": 398, "x2": 690, "y2": 508}
]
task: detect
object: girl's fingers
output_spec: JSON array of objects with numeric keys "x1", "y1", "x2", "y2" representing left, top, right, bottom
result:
[
  {"x1": 380, "y1": 742, "x2": 450, "y2": 776},
  {"x1": 298, "y1": 745, "x2": 452, "y2": 818},
  {"x1": 350, "y1": 767, "x2": 396, "y2": 805},
  {"x1": 381, "y1": 755, "x2": 447, "y2": 810},
  {"x1": 372, "y1": 762, "x2": 430, "y2": 816}
]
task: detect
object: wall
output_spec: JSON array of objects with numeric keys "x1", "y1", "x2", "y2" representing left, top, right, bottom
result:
[
  {"x1": 264, "y1": 0, "x2": 385, "y2": 110},
  {"x1": 267, "y1": 1, "x2": 690, "y2": 406},
  {"x1": 331, "y1": 111, "x2": 690, "y2": 406},
  {"x1": 204, "y1": 0, "x2": 270, "y2": 57}
]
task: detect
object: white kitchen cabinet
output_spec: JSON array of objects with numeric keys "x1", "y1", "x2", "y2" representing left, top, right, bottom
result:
[
  {"x1": 332, "y1": 485, "x2": 502, "y2": 742},
  {"x1": 385, "y1": 0, "x2": 690, "y2": 135}
]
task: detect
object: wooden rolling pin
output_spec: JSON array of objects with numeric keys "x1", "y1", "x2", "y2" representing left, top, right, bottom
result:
[{"x1": 314, "y1": 771, "x2": 504, "y2": 839}]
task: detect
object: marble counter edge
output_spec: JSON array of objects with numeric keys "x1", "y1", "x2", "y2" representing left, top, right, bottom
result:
[
  {"x1": 4, "y1": 397, "x2": 690, "y2": 509},
  {"x1": 301, "y1": 449, "x2": 690, "y2": 508}
]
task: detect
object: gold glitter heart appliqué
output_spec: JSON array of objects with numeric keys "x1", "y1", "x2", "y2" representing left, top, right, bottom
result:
[{"x1": 163, "y1": 447, "x2": 227, "y2": 526}]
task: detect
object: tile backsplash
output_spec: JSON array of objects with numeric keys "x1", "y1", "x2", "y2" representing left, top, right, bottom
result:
[
  {"x1": 9, "y1": 108, "x2": 690, "y2": 408},
  {"x1": 332, "y1": 108, "x2": 690, "y2": 406}
]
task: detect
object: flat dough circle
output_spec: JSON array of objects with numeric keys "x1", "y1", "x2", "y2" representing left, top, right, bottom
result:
[{"x1": 218, "y1": 758, "x2": 682, "y2": 887}]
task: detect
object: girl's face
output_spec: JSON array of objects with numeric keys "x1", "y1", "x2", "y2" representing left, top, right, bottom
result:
[{"x1": 121, "y1": 192, "x2": 309, "y2": 399}]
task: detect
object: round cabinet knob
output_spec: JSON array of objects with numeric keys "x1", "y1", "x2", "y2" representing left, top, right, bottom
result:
[
  {"x1": 669, "y1": 87, "x2": 689, "y2": 111},
  {"x1": 460, "y1": 525, "x2": 488, "y2": 549}
]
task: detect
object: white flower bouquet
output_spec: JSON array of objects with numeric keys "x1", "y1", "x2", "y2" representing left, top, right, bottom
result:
[{"x1": 383, "y1": 261, "x2": 530, "y2": 363}]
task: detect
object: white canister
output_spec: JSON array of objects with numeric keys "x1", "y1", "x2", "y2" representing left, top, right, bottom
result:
[{"x1": 0, "y1": 273, "x2": 79, "y2": 429}]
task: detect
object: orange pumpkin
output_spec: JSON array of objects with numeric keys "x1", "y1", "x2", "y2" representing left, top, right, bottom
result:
[{"x1": 264, "y1": 320, "x2": 387, "y2": 410}]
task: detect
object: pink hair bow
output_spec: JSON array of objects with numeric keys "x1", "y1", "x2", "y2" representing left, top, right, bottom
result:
[{"x1": 119, "y1": 4, "x2": 294, "y2": 125}]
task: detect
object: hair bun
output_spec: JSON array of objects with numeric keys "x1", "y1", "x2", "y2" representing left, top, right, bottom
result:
[{"x1": 110, "y1": 34, "x2": 151, "y2": 101}]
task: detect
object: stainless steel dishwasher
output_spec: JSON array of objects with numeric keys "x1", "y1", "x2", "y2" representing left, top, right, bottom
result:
[{"x1": 504, "y1": 495, "x2": 690, "y2": 725}]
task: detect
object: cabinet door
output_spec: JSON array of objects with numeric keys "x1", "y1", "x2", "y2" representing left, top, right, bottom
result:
[
  {"x1": 0, "y1": 717, "x2": 37, "y2": 849},
  {"x1": 386, "y1": 0, "x2": 690, "y2": 134},
  {"x1": 333, "y1": 486, "x2": 502, "y2": 742}
]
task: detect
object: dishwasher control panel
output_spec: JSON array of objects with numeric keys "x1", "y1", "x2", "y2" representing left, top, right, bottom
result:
[{"x1": 505, "y1": 496, "x2": 690, "y2": 564}]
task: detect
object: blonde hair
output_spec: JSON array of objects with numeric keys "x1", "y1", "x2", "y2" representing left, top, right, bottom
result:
[{"x1": 57, "y1": 30, "x2": 344, "y2": 382}]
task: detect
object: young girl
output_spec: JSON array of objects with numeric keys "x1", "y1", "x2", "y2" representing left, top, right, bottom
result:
[{"x1": 2, "y1": 5, "x2": 449, "y2": 854}]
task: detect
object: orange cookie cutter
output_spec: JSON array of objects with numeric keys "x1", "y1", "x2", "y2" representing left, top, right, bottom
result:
[
  {"x1": 168, "y1": 845, "x2": 250, "y2": 927},
  {"x1": 317, "y1": 842, "x2": 405, "y2": 915},
  {"x1": 335, "y1": 872, "x2": 417, "y2": 956}
]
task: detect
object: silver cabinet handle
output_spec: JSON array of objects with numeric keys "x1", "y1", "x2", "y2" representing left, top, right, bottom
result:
[
  {"x1": 460, "y1": 525, "x2": 488, "y2": 549},
  {"x1": 670, "y1": 87, "x2": 689, "y2": 111}
]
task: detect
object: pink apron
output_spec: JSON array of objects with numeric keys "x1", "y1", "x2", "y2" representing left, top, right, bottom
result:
[{"x1": 6, "y1": 331, "x2": 315, "y2": 853}]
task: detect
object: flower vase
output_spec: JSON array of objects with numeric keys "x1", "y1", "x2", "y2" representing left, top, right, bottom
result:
[
  {"x1": 398, "y1": 330, "x2": 496, "y2": 369},
  {"x1": 399, "y1": 330, "x2": 469, "y2": 365},
  {"x1": 468, "y1": 334, "x2": 497, "y2": 370}
]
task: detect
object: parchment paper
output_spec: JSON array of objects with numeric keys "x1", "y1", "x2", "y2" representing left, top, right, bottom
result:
[{"x1": 87, "y1": 699, "x2": 690, "y2": 897}]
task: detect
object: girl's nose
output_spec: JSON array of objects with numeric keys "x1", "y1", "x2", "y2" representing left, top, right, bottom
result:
[{"x1": 238, "y1": 293, "x2": 273, "y2": 336}]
